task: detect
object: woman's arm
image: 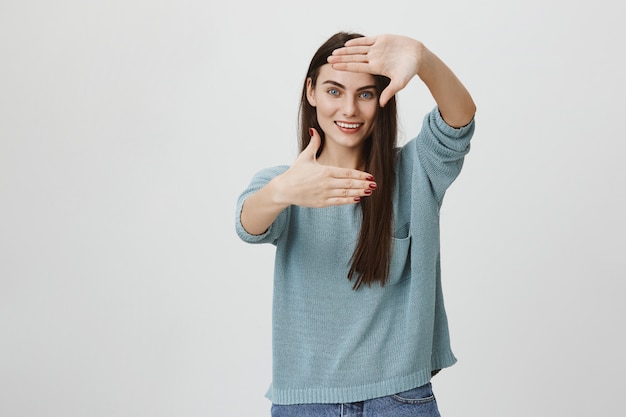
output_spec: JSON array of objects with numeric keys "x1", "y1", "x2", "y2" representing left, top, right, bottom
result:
[
  {"x1": 327, "y1": 34, "x2": 476, "y2": 128},
  {"x1": 416, "y1": 46, "x2": 476, "y2": 128},
  {"x1": 239, "y1": 177, "x2": 290, "y2": 236}
]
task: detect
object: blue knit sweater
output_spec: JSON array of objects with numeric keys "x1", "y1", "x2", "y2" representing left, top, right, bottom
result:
[{"x1": 235, "y1": 107, "x2": 474, "y2": 405}]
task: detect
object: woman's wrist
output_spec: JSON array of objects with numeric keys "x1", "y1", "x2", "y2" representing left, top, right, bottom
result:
[{"x1": 267, "y1": 174, "x2": 291, "y2": 210}]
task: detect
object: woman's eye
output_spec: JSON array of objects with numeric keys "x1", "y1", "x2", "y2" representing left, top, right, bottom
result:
[
  {"x1": 327, "y1": 88, "x2": 339, "y2": 96},
  {"x1": 360, "y1": 91, "x2": 374, "y2": 99}
]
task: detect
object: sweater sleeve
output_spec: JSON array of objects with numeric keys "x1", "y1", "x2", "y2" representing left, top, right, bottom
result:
[
  {"x1": 411, "y1": 106, "x2": 475, "y2": 204},
  {"x1": 235, "y1": 165, "x2": 290, "y2": 245}
]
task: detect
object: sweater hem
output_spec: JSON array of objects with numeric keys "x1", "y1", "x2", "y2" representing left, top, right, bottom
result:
[{"x1": 266, "y1": 352, "x2": 457, "y2": 405}]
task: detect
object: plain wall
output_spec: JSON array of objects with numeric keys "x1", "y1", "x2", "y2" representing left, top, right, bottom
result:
[{"x1": 1, "y1": 0, "x2": 624, "y2": 416}]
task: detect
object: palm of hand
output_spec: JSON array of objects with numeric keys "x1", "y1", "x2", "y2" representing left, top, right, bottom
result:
[{"x1": 329, "y1": 34, "x2": 422, "y2": 106}]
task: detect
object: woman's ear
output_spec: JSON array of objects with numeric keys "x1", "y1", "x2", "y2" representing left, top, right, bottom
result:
[{"x1": 306, "y1": 77, "x2": 316, "y2": 107}]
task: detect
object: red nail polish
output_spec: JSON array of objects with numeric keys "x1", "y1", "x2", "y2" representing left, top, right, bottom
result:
[
  {"x1": 364, "y1": 189, "x2": 372, "y2": 195},
  {"x1": 309, "y1": 128, "x2": 314, "y2": 136},
  {"x1": 366, "y1": 176, "x2": 374, "y2": 181},
  {"x1": 369, "y1": 183, "x2": 377, "y2": 189},
  {"x1": 354, "y1": 197, "x2": 361, "y2": 202}
]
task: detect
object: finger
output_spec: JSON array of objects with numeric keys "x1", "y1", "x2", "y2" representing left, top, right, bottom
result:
[
  {"x1": 343, "y1": 36, "x2": 376, "y2": 47},
  {"x1": 379, "y1": 87, "x2": 394, "y2": 107},
  {"x1": 324, "y1": 187, "x2": 370, "y2": 200},
  {"x1": 329, "y1": 45, "x2": 371, "y2": 57},
  {"x1": 324, "y1": 187, "x2": 374, "y2": 202},
  {"x1": 329, "y1": 61, "x2": 372, "y2": 73},
  {"x1": 324, "y1": 183, "x2": 377, "y2": 205},
  {"x1": 328, "y1": 177, "x2": 377, "y2": 192},
  {"x1": 324, "y1": 196, "x2": 365, "y2": 206},
  {"x1": 379, "y1": 80, "x2": 404, "y2": 107},
  {"x1": 326, "y1": 166, "x2": 375, "y2": 182},
  {"x1": 303, "y1": 127, "x2": 321, "y2": 159}
]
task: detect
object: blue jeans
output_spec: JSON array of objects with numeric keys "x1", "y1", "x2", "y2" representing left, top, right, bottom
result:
[{"x1": 271, "y1": 383, "x2": 440, "y2": 417}]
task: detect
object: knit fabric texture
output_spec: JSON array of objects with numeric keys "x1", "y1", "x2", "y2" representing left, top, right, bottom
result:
[{"x1": 235, "y1": 106, "x2": 475, "y2": 405}]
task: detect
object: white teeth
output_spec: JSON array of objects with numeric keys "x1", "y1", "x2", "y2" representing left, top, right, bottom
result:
[{"x1": 336, "y1": 121, "x2": 361, "y2": 129}]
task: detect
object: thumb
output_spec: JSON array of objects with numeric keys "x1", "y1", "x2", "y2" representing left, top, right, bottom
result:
[
  {"x1": 303, "y1": 127, "x2": 322, "y2": 159},
  {"x1": 379, "y1": 79, "x2": 404, "y2": 107}
]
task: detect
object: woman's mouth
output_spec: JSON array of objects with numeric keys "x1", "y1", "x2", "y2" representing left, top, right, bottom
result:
[{"x1": 335, "y1": 121, "x2": 363, "y2": 132}]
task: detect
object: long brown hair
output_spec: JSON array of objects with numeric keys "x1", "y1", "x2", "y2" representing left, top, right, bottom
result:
[{"x1": 298, "y1": 32, "x2": 398, "y2": 290}]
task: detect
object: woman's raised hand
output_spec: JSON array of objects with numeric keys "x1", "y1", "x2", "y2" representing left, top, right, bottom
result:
[
  {"x1": 274, "y1": 128, "x2": 377, "y2": 208},
  {"x1": 327, "y1": 34, "x2": 423, "y2": 107}
]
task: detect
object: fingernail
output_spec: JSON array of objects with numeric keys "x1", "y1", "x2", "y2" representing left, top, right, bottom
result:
[
  {"x1": 364, "y1": 189, "x2": 372, "y2": 195},
  {"x1": 308, "y1": 128, "x2": 314, "y2": 136},
  {"x1": 366, "y1": 176, "x2": 374, "y2": 181},
  {"x1": 369, "y1": 183, "x2": 377, "y2": 189},
  {"x1": 354, "y1": 197, "x2": 361, "y2": 202}
]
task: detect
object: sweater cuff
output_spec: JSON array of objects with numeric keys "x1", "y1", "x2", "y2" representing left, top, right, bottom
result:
[
  {"x1": 235, "y1": 192, "x2": 272, "y2": 243},
  {"x1": 434, "y1": 107, "x2": 475, "y2": 138}
]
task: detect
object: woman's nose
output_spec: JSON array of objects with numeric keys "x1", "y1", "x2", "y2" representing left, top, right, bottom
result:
[{"x1": 342, "y1": 97, "x2": 357, "y2": 116}]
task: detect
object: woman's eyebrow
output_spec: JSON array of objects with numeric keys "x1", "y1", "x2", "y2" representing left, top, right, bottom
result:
[{"x1": 321, "y1": 80, "x2": 377, "y2": 91}]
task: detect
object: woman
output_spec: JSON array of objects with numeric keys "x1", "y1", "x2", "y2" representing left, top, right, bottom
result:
[{"x1": 235, "y1": 32, "x2": 476, "y2": 416}]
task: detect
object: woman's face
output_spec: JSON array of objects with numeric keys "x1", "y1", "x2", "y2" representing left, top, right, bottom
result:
[{"x1": 307, "y1": 64, "x2": 378, "y2": 156}]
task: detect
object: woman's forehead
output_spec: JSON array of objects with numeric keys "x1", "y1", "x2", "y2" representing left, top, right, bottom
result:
[{"x1": 315, "y1": 64, "x2": 376, "y2": 88}]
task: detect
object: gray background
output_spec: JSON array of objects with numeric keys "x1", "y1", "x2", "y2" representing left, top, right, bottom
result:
[{"x1": 1, "y1": 0, "x2": 624, "y2": 416}]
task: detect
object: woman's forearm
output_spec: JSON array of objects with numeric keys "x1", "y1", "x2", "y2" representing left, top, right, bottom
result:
[
  {"x1": 240, "y1": 177, "x2": 289, "y2": 236},
  {"x1": 417, "y1": 46, "x2": 476, "y2": 128}
]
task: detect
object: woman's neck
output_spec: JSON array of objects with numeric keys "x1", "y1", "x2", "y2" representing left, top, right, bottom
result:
[{"x1": 317, "y1": 147, "x2": 365, "y2": 171}]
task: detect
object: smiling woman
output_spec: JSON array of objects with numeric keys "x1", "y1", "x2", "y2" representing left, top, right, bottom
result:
[{"x1": 235, "y1": 31, "x2": 475, "y2": 416}]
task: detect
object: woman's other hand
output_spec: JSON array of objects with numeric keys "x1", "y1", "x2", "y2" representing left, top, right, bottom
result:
[{"x1": 273, "y1": 128, "x2": 377, "y2": 208}]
